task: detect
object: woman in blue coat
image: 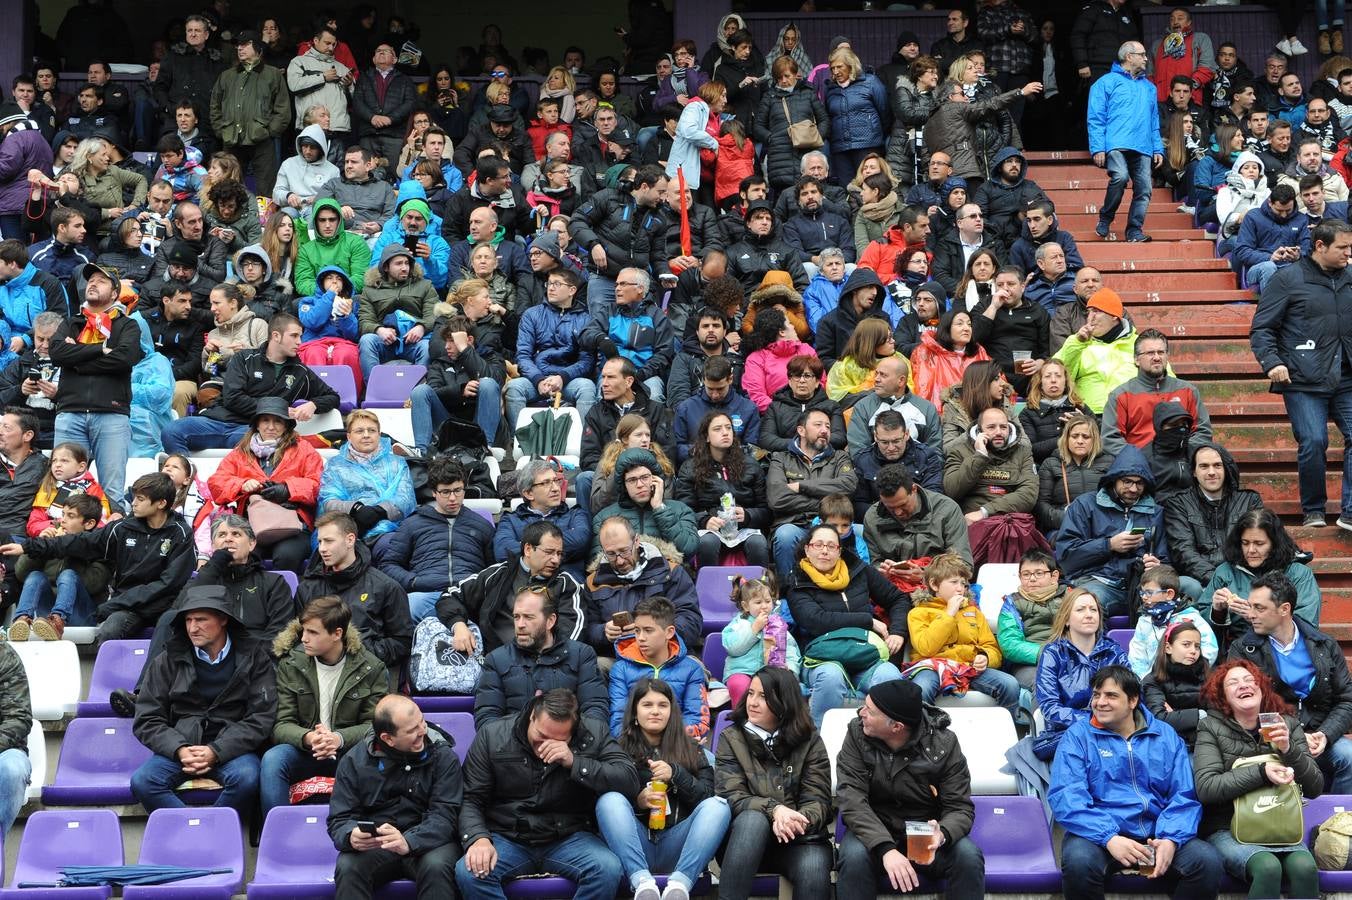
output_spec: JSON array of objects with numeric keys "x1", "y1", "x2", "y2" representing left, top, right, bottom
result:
[
  {"x1": 822, "y1": 47, "x2": 889, "y2": 181},
  {"x1": 318, "y1": 408, "x2": 417, "y2": 544},
  {"x1": 1033, "y1": 588, "x2": 1129, "y2": 760}
]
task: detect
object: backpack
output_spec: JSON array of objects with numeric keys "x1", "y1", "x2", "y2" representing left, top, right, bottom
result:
[
  {"x1": 1314, "y1": 809, "x2": 1352, "y2": 870},
  {"x1": 410, "y1": 617, "x2": 484, "y2": 694},
  {"x1": 408, "y1": 417, "x2": 495, "y2": 501}
]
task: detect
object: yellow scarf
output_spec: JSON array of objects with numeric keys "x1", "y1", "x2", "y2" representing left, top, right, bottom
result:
[{"x1": 799, "y1": 557, "x2": 849, "y2": 591}]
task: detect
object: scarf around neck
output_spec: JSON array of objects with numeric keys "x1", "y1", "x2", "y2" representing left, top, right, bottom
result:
[
  {"x1": 859, "y1": 192, "x2": 900, "y2": 223},
  {"x1": 250, "y1": 434, "x2": 279, "y2": 460},
  {"x1": 799, "y1": 556, "x2": 849, "y2": 591}
]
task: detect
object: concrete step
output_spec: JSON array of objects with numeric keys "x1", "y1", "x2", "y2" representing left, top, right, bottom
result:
[
  {"x1": 1060, "y1": 213, "x2": 1196, "y2": 231},
  {"x1": 1023, "y1": 151, "x2": 1094, "y2": 162},
  {"x1": 1027, "y1": 165, "x2": 1110, "y2": 181},
  {"x1": 1230, "y1": 445, "x2": 1344, "y2": 466},
  {"x1": 1088, "y1": 257, "x2": 1233, "y2": 273},
  {"x1": 1119, "y1": 289, "x2": 1252, "y2": 303},
  {"x1": 1128, "y1": 303, "x2": 1252, "y2": 337},
  {"x1": 1105, "y1": 271, "x2": 1243, "y2": 291},
  {"x1": 1210, "y1": 418, "x2": 1337, "y2": 448},
  {"x1": 1196, "y1": 379, "x2": 1279, "y2": 409},
  {"x1": 1079, "y1": 229, "x2": 1207, "y2": 242},
  {"x1": 1250, "y1": 471, "x2": 1341, "y2": 507},
  {"x1": 1044, "y1": 192, "x2": 1183, "y2": 214},
  {"x1": 1080, "y1": 241, "x2": 1219, "y2": 261}
]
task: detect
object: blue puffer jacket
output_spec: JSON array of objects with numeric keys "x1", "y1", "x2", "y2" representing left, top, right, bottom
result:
[
  {"x1": 1050, "y1": 706, "x2": 1202, "y2": 846},
  {"x1": 515, "y1": 300, "x2": 595, "y2": 385},
  {"x1": 672, "y1": 387, "x2": 762, "y2": 463},
  {"x1": 1032, "y1": 636, "x2": 1129, "y2": 760},
  {"x1": 802, "y1": 272, "x2": 846, "y2": 332},
  {"x1": 1055, "y1": 445, "x2": 1170, "y2": 585},
  {"x1": 370, "y1": 219, "x2": 452, "y2": 291},
  {"x1": 1007, "y1": 217, "x2": 1085, "y2": 274},
  {"x1": 0, "y1": 263, "x2": 65, "y2": 350},
  {"x1": 374, "y1": 503, "x2": 494, "y2": 592},
  {"x1": 318, "y1": 436, "x2": 417, "y2": 541},
  {"x1": 297, "y1": 266, "x2": 358, "y2": 342},
  {"x1": 1087, "y1": 63, "x2": 1164, "y2": 157},
  {"x1": 1231, "y1": 199, "x2": 1311, "y2": 272},
  {"x1": 824, "y1": 75, "x2": 889, "y2": 152},
  {"x1": 491, "y1": 502, "x2": 593, "y2": 573}
]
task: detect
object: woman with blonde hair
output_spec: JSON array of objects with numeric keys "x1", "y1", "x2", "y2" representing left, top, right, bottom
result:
[
  {"x1": 318, "y1": 408, "x2": 417, "y2": 543},
  {"x1": 824, "y1": 47, "x2": 888, "y2": 180},
  {"x1": 593, "y1": 414, "x2": 676, "y2": 511},
  {"x1": 1035, "y1": 412, "x2": 1114, "y2": 533},
  {"x1": 259, "y1": 210, "x2": 299, "y2": 285},
  {"x1": 1019, "y1": 359, "x2": 1094, "y2": 465},
  {"x1": 825, "y1": 318, "x2": 898, "y2": 402},
  {"x1": 200, "y1": 152, "x2": 243, "y2": 217},
  {"x1": 539, "y1": 66, "x2": 577, "y2": 122},
  {"x1": 67, "y1": 137, "x2": 147, "y2": 234}
]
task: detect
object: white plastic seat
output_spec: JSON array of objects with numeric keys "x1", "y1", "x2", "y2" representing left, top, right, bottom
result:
[
  {"x1": 25, "y1": 720, "x2": 44, "y2": 799},
  {"x1": 945, "y1": 706, "x2": 1019, "y2": 794},
  {"x1": 12, "y1": 640, "x2": 81, "y2": 720},
  {"x1": 186, "y1": 448, "x2": 231, "y2": 459},
  {"x1": 368, "y1": 408, "x2": 415, "y2": 447},
  {"x1": 189, "y1": 455, "x2": 225, "y2": 482},
  {"x1": 820, "y1": 707, "x2": 855, "y2": 791},
  {"x1": 975, "y1": 563, "x2": 1020, "y2": 629},
  {"x1": 464, "y1": 498, "x2": 503, "y2": 521},
  {"x1": 295, "y1": 409, "x2": 345, "y2": 436}
]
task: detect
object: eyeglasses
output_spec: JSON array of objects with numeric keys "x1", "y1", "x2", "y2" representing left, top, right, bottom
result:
[
  {"x1": 530, "y1": 477, "x2": 562, "y2": 490},
  {"x1": 876, "y1": 437, "x2": 906, "y2": 448},
  {"x1": 1140, "y1": 587, "x2": 1169, "y2": 598},
  {"x1": 615, "y1": 281, "x2": 641, "y2": 288},
  {"x1": 1020, "y1": 569, "x2": 1053, "y2": 580},
  {"x1": 624, "y1": 473, "x2": 653, "y2": 486},
  {"x1": 788, "y1": 371, "x2": 817, "y2": 379},
  {"x1": 491, "y1": 70, "x2": 509, "y2": 78},
  {"x1": 603, "y1": 544, "x2": 637, "y2": 561},
  {"x1": 806, "y1": 541, "x2": 840, "y2": 551},
  {"x1": 960, "y1": 212, "x2": 982, "y2": 220},
  {"x1": 433, "y1": 486, "x2": 466, "y2": 497}
]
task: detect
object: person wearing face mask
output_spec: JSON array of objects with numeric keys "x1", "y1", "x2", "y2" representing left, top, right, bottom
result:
[
  {"x1": 1141, "y1": 402, "x2": 1199, "y2": 504},
  {"x1": 1163, "y1": 443, "x2": 1263, "y2": 593},
  {"x1": 1056, "y1": 445, "x2": 1171, "y2": 617}
]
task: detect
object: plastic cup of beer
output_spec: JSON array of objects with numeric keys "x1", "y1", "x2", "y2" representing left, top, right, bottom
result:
[
  {"x1": 1136, "y1": 844, "x2": 1156, "y2": 877},
  {"x1": 1011, "y1": 350, "x2": 1033, "y2": 373},
  {"x1": 905, "y1": 821, "x2": 936, "y2": 865},
  {"x1": 1258, "y1": 712, "x2": 1283, "y2": 743}
]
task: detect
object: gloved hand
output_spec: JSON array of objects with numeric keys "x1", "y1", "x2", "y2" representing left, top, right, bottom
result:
[
  {"x1": 350, "y1": 503, "x2": 387, "y2": 533},
  {"x1": 207, "y1": 548, "x2": 234, "y2": 570},
  {"x1": 259, "y1": 481, "x2": 290, "y2": 503},
  {"x1": 597, "y1": 339, "x2": 619, "y2": 359}
]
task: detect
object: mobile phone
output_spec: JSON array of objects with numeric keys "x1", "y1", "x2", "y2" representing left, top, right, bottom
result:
[
  {"x1": 403, "y1": 234, "x2": 420, "y2": 252},
  {"x1": 1129, "y1": 526, "x2": 1148, "y2": 536},
  {"x1": 612, "y1": 610, "x2": 633, "y2": 629},
  {"x1": 355, "y1": 820, "x2": 377, "y2": 836}
]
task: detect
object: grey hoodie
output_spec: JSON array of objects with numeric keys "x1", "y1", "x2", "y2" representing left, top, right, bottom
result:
[{"x1": 272, "y1": 124, "x2": 340, "y2": 207}]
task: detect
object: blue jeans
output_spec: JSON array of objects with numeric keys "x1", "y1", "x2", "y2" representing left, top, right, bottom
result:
[
  {"x1": 408, "y1": 590, "x2": 441, "y2": 622},
  {"x1": 0, "y1": 748, "x2": 30, "y2": 836},
  {"x1": 259, "y1": 743, "x2": 337, "y2": 817},
  {"x1": 1060, "y1": 831, "x2": 1222, "y2": 900},
  {"x1": 837, "y1": 830, "x2": 985, "y2": 900},
  {"x1": 55, "y1": 412, "x2": 131, "y2": 511},
  {"x1": 131, "y1": 752, "x2": 261, "y2": 814},
  {"x1": 410, "y1": 380, "x2": 501, "y2": 451},
  {"x1": 1318, "y1": 0, "x2": 1346, "y2": 27},
  {"x1": 357, "y1": 333, "x2": 430, "y2": 379},
  {"x1": 910, "y1": 666, "x2": 1022, "y2": 716},
  {"x1": 1283, "y1": 385, "x2": 1352, "y2": 517},
  {"x1": 1245, "y1": 260, "x2": 1285, "y2": 294},
  {"x1": 161, "y1": 415, "x2": 249, "y2": 455},
  {"x1": 587, "y1": 275, "x2": 616, "y2": 318},
  {"x1": 1100, "y1": 149, "x2": 1153, "y2": 236},
  {"x1": 805, "y1": 660, "x2": 903, "y2": 725},
  {"x1": 505, "y1": 376, "x2": 597, "y2": 428},
  {"x1": 574, "y1": 470, "x2": 594, "y2": 517},
  {"x1": 595, "y1": 792, "x2": 731, "y2": 890},
  {"x1": 1316, "y1": 735, "x2": 1352, "y2": 793},
  {"x1": 772, "y1": 524, "x2": 809, "y2": 582},
  {"x1": 454, "y1": 830, "x2": 623, "y2": 900},
  {"x1": 16, "y1": 569, "x2": 95, "y2": 624}
]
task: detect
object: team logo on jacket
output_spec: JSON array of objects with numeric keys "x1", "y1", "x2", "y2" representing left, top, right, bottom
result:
[
  {"x1": 159, "y1": 538, "x2": 172, "y2": 556},
  {"x1": 284, "y1": 375, "x2": 295, "y2": 390},
  {"x1": 359, "y1": 592, "x2": 369, "y2": 603}
]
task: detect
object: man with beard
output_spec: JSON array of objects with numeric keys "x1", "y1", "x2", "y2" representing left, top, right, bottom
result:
[
  {"x1": 767, "y1": 408, "x2": 858, "y2": 579},
  {"x1": 438, "y1": 521, "x2": 583, "y2": 663},
  {"x1": 145, "y1": 240, "x2": 218, "y2": 306},
  {"x1": 1101, "y1": 328, "x2": 1212, "y2": 454},
  {"x1": 473, "y1": 586, "x2": 607, "y2": 728},
  {"x1": 1278, "y1": 136, "x2": 1350, "y2": 206},
  {"x1": 667, "y1": 307, "x2": 743, "y2": 410},
  {"x1": 782, "y1": 177, "x2": 855, "y2": 276},
  {"x1": 148, "y1": 202, "x2": 227, "y2": 289},
  {"x1": 943, "y1": 406, "x2": 1038, "y2": 523},
  {"x1": 726, "y1": 201, "x2": 809, "y2": 292}
]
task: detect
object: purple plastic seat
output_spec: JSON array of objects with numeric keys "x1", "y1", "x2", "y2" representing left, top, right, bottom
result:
[
  {"x1": 77, "y1": 640, "x2": 150, "y2": 716},
  {"x1": 278, "y1": 570, "x2": 299, "y2": 596},
  {"x1": 0, "y1": 808, "x2": 122, "y2": 899},
  {"x1": 124, "y1": 807, "x2": 243, "y2": 899},
  {"x1": 310, "y1": 366, "x2": 358, "y2": 413},
  {"x1": 1106, "y1": 615, "x2": 1131, "y2": 630},
  {"x1": 711, "y1": 710, "x2": 733, "y2": 750},
  {"x1": 503, "y1": 876, "x2": 578, "y2": 897},
  {"x1": 1304, "y1": 794, "x2": 1352, "y2": 891},
  {"x1": 701, "y1": 633, "x2": 727, "y2": 683},
  {"x1": 972, "y1": 796, "x2": 1061, "y2": 892},
  {"x1": 412, "y1": 694, "x2": 475, "y2": 714},
  {"x1": 695, "y1": 566, "x2": 763, "y2": 635},
  {"x1": 364, "y1": 364, "x2": 427, "y2": 409},
  {"x1": 42, "y1": 717, "x2": 151, "y2": 805},
  {"x1": 246, "y1": 805, "x2": 338, "y2": 899},
  {"x1": 423, "y1": 712, "x2": 475, "y2": 763},
  {"x1": 1106, "y1": 629, "x2": 1133, "y2": 653}
]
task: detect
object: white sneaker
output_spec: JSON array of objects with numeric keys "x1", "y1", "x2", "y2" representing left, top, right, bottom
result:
[
  {"x1": 1288, "y1": 37, "x2": 1309, "y2": 55},
  {"x1": 633, "y1": 880, "x2": 661, "y2": 900},
  {"x1": 1177, "y1": 204, "x2": 1196, "y2": 215},
  {"x1": 1276, "y1": 38, "x2": 1293, "y2": 55},
  {"x1": 661, "y1": 883, "x2": 691, "y2": 900}
]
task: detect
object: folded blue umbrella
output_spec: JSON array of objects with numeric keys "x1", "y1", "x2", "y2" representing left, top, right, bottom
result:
[{"x1": 19, "y1": 864, "x2": 234, "y2": 887}]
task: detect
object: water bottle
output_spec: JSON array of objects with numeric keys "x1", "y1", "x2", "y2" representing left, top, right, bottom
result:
[{"x1": 719, "y1": 493, "x2": 737, "y2": 540}]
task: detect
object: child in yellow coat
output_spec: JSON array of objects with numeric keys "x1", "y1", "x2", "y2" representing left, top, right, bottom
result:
[{"x1": 905, "y1": 552, "x2": 1022, "y2": 716}]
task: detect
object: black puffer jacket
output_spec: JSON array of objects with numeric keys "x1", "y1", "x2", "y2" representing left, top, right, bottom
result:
[
  {"x1": 757, "y1": 384, "x2": 847, "y2": 453},
  {"x1": 836, "y1": 708, "x2": 974, "y2": 853},
  {"x1": 673, "y1": 448, "x2": 772, "y2": 530},
  {"x1": 48, "y1": 312, "x2": 142, "y2": 417},
  {"x1": 1162, "y1": 442, "x2": 1263, "y2": 584},
  {"x1": 474, "y1": 638, "x2": 608, "y2": 728},
  {"x1": 1230, "y1": 616, "x2": 1352, "y2": 741},
  {"x1": 1070, "y1": 0, "x2": 1142, "y2": 79},
  {"x1": 1141, "y1": 660, "x2": 1206, "y2": 749},
  {"x1": 754, "y1": 80, "x2": 831, "y2": 190},
  {"x1": 1019, "y1": 398, "x2": 1096, "y2": 466},
  {"x1": 813, "y1": 266, "x2": 892, "y2": 370},
  {"x1": 787, "y1": 555, "x2": 912, "y2": 643},
  {"x1": 329, "y1": 724, "x2": 462, "y2": 855},
  {"x1": 459, "y1": 710, "x2": 641, "y2": 846},
  {"x1": 885, "y1": 76, "x2": 939, "y2": 190},
  {"x1": 658, "y1": 201, "x2": 725, "y2": 263},
  {"x1": 154, "y1": 42, "x2": 227, "y2": 114},
  {"x1": 579, "y1": 383, "x2": 676, "y2": 470},
  {"x1": 298, "y1": 541, "x2": 413, "y2": 670},
  {"x1": 451, "y1": 121, "x2": 534, "y2": 176},
  {"x1": 436, "y1": 560, "x2": 584, "y2": 656},
  {"x1": 1035, "y1": 450, "x2": 1115, "y2": 532},
  {"x1": 726, "y1": 218, "x2": 809, "y2": 292},
  {"x1": 568, "y1": 188, "x2": 667, "y2": 279},
  {"x1": 711, "y1": 52, "x2": 765, "y2": 126}
]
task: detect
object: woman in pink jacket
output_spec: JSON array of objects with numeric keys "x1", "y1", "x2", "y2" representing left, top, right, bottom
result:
[{"x1": 741, "y1": 306, "x2": 821, "y2": 412}]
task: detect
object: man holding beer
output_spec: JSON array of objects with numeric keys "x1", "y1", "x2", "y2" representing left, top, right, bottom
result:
[
  {"x1": 1048, "y1": 665, "x2": 1223, "y2": 900},
  {"x1": 834, "y1": 681, "x2": 986, "y2": 899}
]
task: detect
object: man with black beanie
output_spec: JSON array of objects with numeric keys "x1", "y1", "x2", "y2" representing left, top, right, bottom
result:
[{"x1": 834, "y1": 680, "x2": 986, "y2": 899}]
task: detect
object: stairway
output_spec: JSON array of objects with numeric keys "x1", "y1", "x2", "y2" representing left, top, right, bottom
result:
[{"x1": 1022, "y1": 152, "x2": 1352, "y2": 643}]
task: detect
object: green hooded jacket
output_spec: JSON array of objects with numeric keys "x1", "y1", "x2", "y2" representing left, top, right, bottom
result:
[{"x1": 295, "y1": 198, "x2": 373, "y2": 296}]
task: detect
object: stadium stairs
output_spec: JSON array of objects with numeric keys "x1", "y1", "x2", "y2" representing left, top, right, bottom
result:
[{"x1": 1027, "y1": 152, "x2": 1352, "y2": 657}]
